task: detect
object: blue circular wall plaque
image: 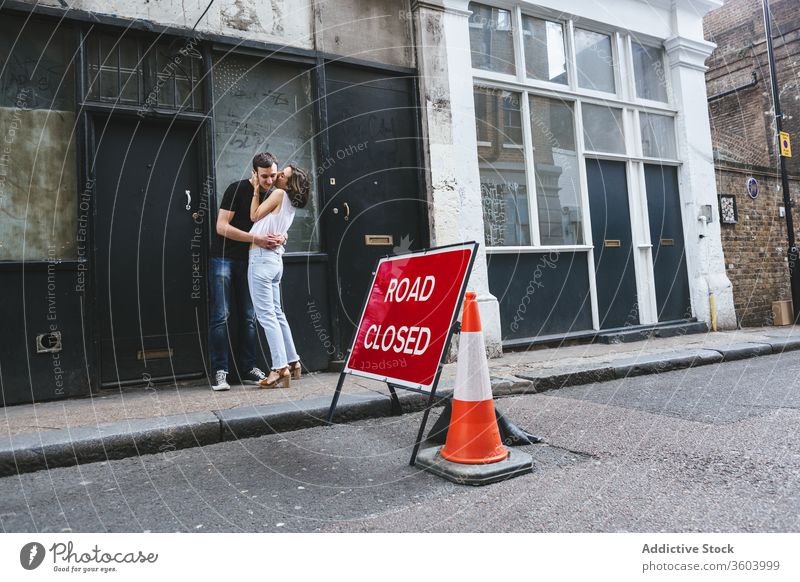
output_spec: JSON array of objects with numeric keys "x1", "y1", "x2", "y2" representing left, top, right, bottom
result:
[{"x1": 747, "y1": 177, "x2": 759, "y2": 199}]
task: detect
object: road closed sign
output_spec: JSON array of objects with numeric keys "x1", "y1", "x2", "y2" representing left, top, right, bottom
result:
[{"x1": 344, "y1": 242, "x2": 477, "y2": 391}]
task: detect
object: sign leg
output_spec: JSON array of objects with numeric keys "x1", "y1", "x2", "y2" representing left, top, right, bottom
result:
[
  {"x1": 409, "y1": 389, "x2": 438, "y2": 466},
  {"x1": 386, "y1": 383, "x2": 402, "y2": 415},
  {"x1": 326, "y1": 373, "x2": 347, "y2": 424}
]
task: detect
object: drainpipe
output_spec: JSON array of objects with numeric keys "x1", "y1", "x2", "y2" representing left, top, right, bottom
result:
[{"x1": 763, "y1": 0, "x2": 800, "y2": 322}]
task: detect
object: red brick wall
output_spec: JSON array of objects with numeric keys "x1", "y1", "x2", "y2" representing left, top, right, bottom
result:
[{"x1": 705, "y1": 0, "x2": 800, "y2": 326}]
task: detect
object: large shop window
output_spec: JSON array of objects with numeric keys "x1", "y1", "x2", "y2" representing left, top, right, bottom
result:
[
  {"x1": 468, "y1": 3, "x2": 515, "y2": 76},
  {"x1": 212, "y1": 55, "x2": 319, "y2": 252},
  {"x1": 474, "y1": 87, "x2": 529, "y2": 246},
  {"x1": 530, "y1": 96, "x2": 582, "y2": 245},
  {"x1": 0, "y1": 17, "x2": 77, "y2": 261}
]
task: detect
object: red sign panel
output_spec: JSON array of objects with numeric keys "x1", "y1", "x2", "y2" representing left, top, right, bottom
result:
[{"x1": 344, "y1": 243, "x2": 476, "y2": 391}]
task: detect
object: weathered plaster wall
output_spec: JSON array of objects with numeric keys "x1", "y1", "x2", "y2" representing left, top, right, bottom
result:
[{"x1": 314, "y1": 0, "x2": 414, "y2": 67}]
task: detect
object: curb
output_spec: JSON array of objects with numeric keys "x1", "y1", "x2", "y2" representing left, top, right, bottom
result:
[{"x1": 1, "y1": 338, "x2": 798, "y2": 478}]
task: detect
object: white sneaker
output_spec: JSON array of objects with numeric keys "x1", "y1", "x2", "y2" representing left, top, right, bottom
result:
[
  {"x1": 212, "y1": 370, "x2": 230, "y2": 391},
  {"x1": 243, "y1": 367, "x2": 267, "y2": 385}
]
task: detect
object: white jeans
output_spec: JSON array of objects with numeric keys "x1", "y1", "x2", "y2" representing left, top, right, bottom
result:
[{"x1": 247, "y1": 248, "x2": 299, "y2": 370}]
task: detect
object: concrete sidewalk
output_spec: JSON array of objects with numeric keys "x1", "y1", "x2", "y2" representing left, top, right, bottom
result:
[{"x1": 1, "y1": 325, "x2": 799, "y2": 477}]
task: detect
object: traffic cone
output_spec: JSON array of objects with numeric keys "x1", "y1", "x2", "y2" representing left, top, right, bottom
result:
[
  {"x1": 440, "y1": 292, "x2": 508, "y2": 464},
  {"x1": 415, "y1": 291, "x2": 533, "y2": 485}
]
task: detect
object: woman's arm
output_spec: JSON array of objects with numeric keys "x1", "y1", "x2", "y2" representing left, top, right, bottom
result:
[{"x1": 251, "y1": 188, "x2": 285, "y2": 222}]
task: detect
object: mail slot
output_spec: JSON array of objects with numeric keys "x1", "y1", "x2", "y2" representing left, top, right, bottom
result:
[
  {"x1": 365, "y1": 235, "x2": 394, "y2": 246},
  {"x1": 660, "y1": 238, "x2": 674, "y2": 246},
  {"x1": 604, "y1": 239, "x2": 621, "y2": 248},
  {"x1": 137, "y1": 349, "x2": 174, "y2": 361}
]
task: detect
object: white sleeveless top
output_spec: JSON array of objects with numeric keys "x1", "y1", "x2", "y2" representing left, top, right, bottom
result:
[{"x1": 250, "y1": 190, "x2": 296, "y2": 255}]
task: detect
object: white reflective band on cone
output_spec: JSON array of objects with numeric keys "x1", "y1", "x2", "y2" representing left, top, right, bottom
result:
[{"x1": 453, "y1": 331, "x2": 493, "y2": 402}]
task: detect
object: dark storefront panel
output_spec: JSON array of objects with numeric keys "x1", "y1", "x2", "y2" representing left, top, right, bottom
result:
[
  {"x1": 322, "y1": 66, "x2": 427, "y2": 352},
  {"x1": 488, "y1": 251, "x2": 593, "y2": 341},
  {"x1": 587, "y1": 158, "x2": 639, "y2": 328},
  {"x1": 645, "y1": 164, "x2": 691, "y2": 322},
  {"x1": 0, "y1": 268, "x2": 90, "y2": 406}
]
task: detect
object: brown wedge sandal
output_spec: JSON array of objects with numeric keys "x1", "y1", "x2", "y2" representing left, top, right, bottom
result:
[
  {"x1": 259, "y1": 368, "x2": 291, "y2": 389},
  {"x1": 289, "y1": 361, "x2": 302, "y2": 380}
]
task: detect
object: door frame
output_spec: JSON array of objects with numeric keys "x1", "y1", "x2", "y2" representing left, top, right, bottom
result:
[{"x1": 315, "y1": 61, "x2": 429, "y2": 359}]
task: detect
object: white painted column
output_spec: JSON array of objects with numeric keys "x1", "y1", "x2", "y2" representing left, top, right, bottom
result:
[
  {"x1": 412, "y1": 0, "x2": 503, "y2": 356},
  {"x1": 665, "y1": 30, "x2": 737, "y2": 330}
]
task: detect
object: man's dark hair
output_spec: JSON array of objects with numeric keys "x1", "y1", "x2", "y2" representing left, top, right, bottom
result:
[
  {"x1": 285, "y1": 165, "x2": 311, "y2": 209},
  {"x1": 252, "y1": 152, "x2": 278, "y2": 171}
]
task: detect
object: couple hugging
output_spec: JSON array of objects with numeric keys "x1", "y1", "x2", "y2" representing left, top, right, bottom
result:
[{"x1": 209, "y1": 152, "x2": 311, "y2": 391}]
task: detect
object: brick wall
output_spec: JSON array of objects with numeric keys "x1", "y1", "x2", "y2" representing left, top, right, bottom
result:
[{"x1": 705, "y1": 0, "x2": 800, "y2": 326}]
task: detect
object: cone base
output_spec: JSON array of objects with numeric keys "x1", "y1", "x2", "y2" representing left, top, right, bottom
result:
[
  {"x1": 440, "y1": 399, "x2": 508, "y2": 464},
  {"x1": 416, "y1": 446, "x2": 533, "y2": 486}
]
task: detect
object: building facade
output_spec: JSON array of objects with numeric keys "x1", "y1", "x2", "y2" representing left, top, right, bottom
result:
[
  {"x1": 0, "y1": 0, "x2": 731, "y2": 406},
  {"x1": 704, "y1": 0, "x2": 800, "y2": 327}
]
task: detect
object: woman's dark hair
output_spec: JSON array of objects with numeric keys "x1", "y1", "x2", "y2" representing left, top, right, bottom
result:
[{"x1": 285, "y1": 164, "x2": 310, "y2": 208}]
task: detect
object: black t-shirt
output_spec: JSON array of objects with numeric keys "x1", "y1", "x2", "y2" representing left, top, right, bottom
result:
[{"x1": 211, "y1": 180, "x2": 268, "y2": 260}]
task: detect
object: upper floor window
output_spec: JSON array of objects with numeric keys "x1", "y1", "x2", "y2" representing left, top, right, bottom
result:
[
  {"x1": 632, "y1": 42, "x2": 668, "y2": 102},
  {"x1": 575, "y1": 29, "x2": 616, "y2": 94},
  {"x1": 521, "y1": 15, "x2": 567, "y2": 84},
  {"x1": 468, "y1": 3, "x2": 515, "y2": 75}
]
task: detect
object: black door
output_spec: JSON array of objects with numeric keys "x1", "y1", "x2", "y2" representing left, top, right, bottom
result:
[
  {"x1": 322, "y1": 66, "x2": 426, "y2": 352},
  {"x1": 587, "y1": 159, "x2": 638, "y2": 328},
  {"x1": 93, "y1": 117, "x2": 204, "y2": 385},
  {"x1": 645, "y1": 164, "x2": 691, "y2": 321}
]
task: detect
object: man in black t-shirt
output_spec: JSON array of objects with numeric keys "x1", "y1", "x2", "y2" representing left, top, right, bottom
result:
[{"x1": 208, "y1": 152, "x2": 282, "y2": 390}]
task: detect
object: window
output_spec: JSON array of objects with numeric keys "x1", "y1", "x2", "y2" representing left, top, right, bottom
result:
[
  {"x1": 530, "y1": 96, "x2": 582, "y2": 245},
  {"x1": 86, "y1": 32, "x2": 204, "y2": 112},
  {"x1": 474, "y1": 87, "x2": 529, "y2": 246},
  {"x1": 0, "y1": 17, "x2": 77, "y2": 261},
  {"x1": 522, "y1": 15, "x2": 567, "y2": 84},
  {"x1": 632, "y1": 42, "x2": 668, "y2": 102},
  {"x1": 468, "y1": 3, "x2": 516, "y2": 75},
  {"x1": 575, "y1": 29, "x2": 616, "y2": 93},
  {"x1": 640, "y1": 112, "x2": 676, "y2": 159},
  {"x1": 212, "y1": 55, "x2": 319, "y2": 252},
  {"x1": 582, "y1": 103, "x2": 625, "y2": 154}
]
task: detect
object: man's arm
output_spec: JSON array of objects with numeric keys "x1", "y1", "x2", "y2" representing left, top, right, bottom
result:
[{"x1": 216, "y1": 209, "x2": 275, "y2": 248}]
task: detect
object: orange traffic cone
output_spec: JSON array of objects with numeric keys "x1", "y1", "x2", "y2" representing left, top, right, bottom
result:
[{"x1": 440, "y1": 292, "x2": 508, "y2": 464}]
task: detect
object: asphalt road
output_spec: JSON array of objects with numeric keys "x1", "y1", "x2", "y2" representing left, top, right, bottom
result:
[{"x1": 1, "y1": 352, "x2": 799, "y2": 532}]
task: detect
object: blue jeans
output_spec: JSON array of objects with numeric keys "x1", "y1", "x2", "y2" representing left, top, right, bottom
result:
[
  {"x1": 208, "y1": 257, "x2": 258, "y2": 374},
  {"x1": 248, "y1": 248, "x2": 299, "y2": 370}
]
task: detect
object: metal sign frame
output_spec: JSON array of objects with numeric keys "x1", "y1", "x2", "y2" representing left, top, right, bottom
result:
[{"x1": 326, "y1": 241, "x2": 479, "y2": 466}]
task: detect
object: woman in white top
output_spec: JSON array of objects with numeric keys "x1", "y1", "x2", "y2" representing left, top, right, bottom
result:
[{"x1": 248, "y1": 165, "x2": 311, "y2": 388}]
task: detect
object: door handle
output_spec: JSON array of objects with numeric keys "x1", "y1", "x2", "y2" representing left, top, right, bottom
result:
[
  {"x1": 185, "y1": 190, "x2": 192, "y2": 210},
  {"x1": 343, "y1": 202, "x2": 350, "y2": 221}
]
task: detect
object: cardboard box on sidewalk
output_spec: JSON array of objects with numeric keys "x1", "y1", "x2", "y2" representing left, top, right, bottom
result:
[{"x1": 772, "y1": 300, "x2": 794, "y2": 326}]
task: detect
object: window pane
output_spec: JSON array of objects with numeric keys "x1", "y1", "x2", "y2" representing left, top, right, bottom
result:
[
  {"x1": 640, "y1": 112, "x2": 676, "y2": 159},
  {"x1": 213, "y1": 56, "x2": 320, "y2": 252},
  {"x1": 522, "y1": 16, "x2": 567, "y2": 84},
  {"x1": 468, "y1": 2, "x2": 516, "y2": 75},
  {"x1": 474, "y1": 87, "x2": 530, "y2": 246},
  {"x1": 632, "y1": 42, "x2": 668, "y2": 102},
  {"x1": 575, "y1": 29, "x2": 615, "y2": 93},
  {"x1": 0, "y1": 17, "x2": 77, "y2": 260},
  {"x1": 530, "y1": 96, "x2": 582, "y2": 245},
  {"x1": 582, "y1": 103, "x2": 625, "y2": 154}
]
